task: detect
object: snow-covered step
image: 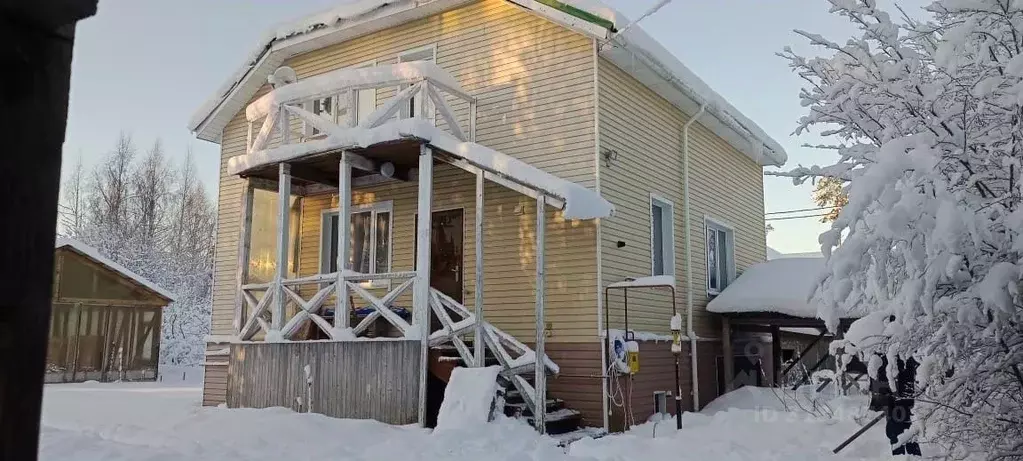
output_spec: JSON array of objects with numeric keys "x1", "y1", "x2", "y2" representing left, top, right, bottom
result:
[
  {"x1": 554, "y1": 427, "x2": 608, "y2": 446},
  {"x1": 504, "y1": 398, "x2": 563, "y2": 416},
  {"x1": 526, "y1": 408, "x2": 583, "y2": 435}
]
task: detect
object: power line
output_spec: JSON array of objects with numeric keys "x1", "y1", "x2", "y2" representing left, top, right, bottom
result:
[
  {"x1": 765, "y1": 212, "x2": 830, "y2": 222},
  {"x1": 765, "y1": 206, "x2": 839, "y2": 216}
]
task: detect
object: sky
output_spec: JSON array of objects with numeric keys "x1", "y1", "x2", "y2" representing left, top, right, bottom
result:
[{"x1": 63, "y1": 0, "x2": 930, "y2": 254}]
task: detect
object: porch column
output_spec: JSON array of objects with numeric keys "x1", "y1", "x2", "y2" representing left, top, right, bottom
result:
[
  {"x1": 233, "y1": 180, "x2": 254, "y2": 335},
  {"x1": 414, "y1": 144, "x2": 433, "y2": 426},
  {"x1": 474, "y1": 170, "x2": 485, "y2": 366},
  {"x1": 335, "y1": 151, "x2": 353, "y2": 332},
  {"x1": 272, "y1": 163, "x2": 292, "y2": 332},
  {"x1": 722, "y1": 316, "x2": 733, "y2": 393},
  {"x1": 534, "y1": 195, "x2": 547, "y2": 433}
]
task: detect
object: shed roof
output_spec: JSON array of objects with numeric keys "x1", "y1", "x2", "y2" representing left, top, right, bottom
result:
[
  {"x1": 707, "y1": 257, "x2": 823, "y2": 319},
  {"x1": 55, "y1": 237, "x2": 176, "y2": 303},
  {"x1": 188, "y1": 0, "x2": 787, "y2": 167}
]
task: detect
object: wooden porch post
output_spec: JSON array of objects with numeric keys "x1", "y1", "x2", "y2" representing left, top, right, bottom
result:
[
  {"x1": 233, "y1": 181, "x2": 254, "y2": 335},
  {"x1": 415, "y1": 144, "x2": 433, "y2": 426},
  {"x1": 335, "y1": 151, "x2": 353, "y2": 331},
  {"x1": 722, "y1": 316, "x2": 733, "y2": 393},
  {"x1": 534, "y1": 195, "x2": 547, "y2": 433},
  {"x1": 771, "y1": 325, "x2": 782, "y2": 386},
  {"x1": 272, "y1": 163, "x2": 292, "y2": 332},
  {"x1": 474, "y1": 171, "x2": 485, "y2": 366}
]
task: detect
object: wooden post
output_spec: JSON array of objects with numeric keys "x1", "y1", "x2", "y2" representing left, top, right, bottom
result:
[
  {"x1": 280, "y1": 104, "x2": 290, "y2": 145},
  {"x1": 468, "y1": 99, "x2": 478, "y2": 143},
  {"x1": 272, "y1": 163, "x2": 292, "y2": 332},
  {"x1": 234, "y1": 181, "x2": 254, "y2": 335},
  {"x1": 534, "y1": 195, "x2": 547, "y2": 433},
  {"x1": 346, "y1": 89, "x2": 356, "y2": 127},
  {"x1": 771, "y1": 325, "x2": 782, "y2": 386},
  {"x1": 414, "y1": 144, "x2": 433, "y2": 426},
  {"x1": 335, "y1": 152, "x2": 353, "y2": 331},
  {"x1": 474, "y1": 170, "x2": 485, "y2": 366},
  {"x1": 722, "y1": 316, "x2": 734, "y2": 393}
]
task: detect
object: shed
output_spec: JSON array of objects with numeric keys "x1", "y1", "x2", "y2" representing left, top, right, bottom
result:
[{"x1": 46, "y1": 238, "x2": 175, "y2": 383}]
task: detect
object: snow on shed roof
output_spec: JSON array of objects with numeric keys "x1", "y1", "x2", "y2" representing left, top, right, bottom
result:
[
  {"x1": 707, "y1": 257, "x2": 824, "y2": 318},
  {"x1": 55, "y1": 237, "x2": 176, "y2": 302},
  {"x1": 188, "y1": 0, "x2": 787, "y2": 166},
  {"x1": 228, "y1": 118, "x2": 615, "y2": 220}
]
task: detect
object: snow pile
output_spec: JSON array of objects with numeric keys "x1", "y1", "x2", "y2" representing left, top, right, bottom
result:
[
  {"x1": 229, "y1": 118, "x2": 615, "y2": 220},
  {"x1": 706, "y1": 257, "x2": 825, "y2": 318},
  {"x1": 435, "y1": 366, "x2": 501, "y2": 431}
]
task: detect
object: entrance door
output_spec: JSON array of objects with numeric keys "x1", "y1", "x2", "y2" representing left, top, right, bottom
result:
[{"x1": 429, "y1": 209, "x2": 464, "y2": 303}]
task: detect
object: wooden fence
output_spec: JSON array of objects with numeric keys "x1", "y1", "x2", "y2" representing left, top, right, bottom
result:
[{"x1": 228, "y1": 340, "x2": 420, "y2": 425}]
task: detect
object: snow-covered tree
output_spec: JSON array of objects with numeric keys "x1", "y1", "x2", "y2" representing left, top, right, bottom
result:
[
  {"x1": 59, "y1": 135, "x2": 215, "y2": 367},
  {"x1": 778, "y1": 0, "x2": 1023, "y2": 458}
]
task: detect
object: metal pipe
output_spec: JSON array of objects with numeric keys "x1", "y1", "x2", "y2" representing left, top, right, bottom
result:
[{"x1": 682, "y1": 104, "x2": 707, "y2": 410}]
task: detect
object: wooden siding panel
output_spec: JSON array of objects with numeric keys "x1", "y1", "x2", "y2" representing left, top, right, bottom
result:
[
  {"x1": 597, "y1": 59, "x2": 767, "y2": 339},
  {"x1": 210, "y1": 0, "x2": 599, "y2": 341}
]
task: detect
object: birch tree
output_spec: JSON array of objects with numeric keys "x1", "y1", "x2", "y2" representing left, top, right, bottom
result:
[{"x1": 777, "y1": 0, "x2": 1023, "y2": 457}]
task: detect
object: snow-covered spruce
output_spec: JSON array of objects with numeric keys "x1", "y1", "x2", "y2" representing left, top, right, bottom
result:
[{"x1": 775, "y1": 1, "x2": 1023, "y2": 458}]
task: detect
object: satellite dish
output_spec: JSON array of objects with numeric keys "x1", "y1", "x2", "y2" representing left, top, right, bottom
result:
[{"x1": 268, "y1": 66, "x2": 298, "y2": 88}]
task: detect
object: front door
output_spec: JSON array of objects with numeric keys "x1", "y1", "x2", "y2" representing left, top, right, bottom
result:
[{"x1": 429, "y1": 209, "x2": 463, "y2": 303}]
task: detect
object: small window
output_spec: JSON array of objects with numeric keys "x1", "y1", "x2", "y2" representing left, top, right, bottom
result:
[
  {"x1": 398, "y1": 46, "x2": 437, "y2": 121},
  {"x1": 306, "y1": 96, "x2": 335, "y2": 136},
  {"x1": 706, "y1": 220, "x2": 735, "y2": 294},
  {"x1": 322, "y1": 202, "x2": 393, "y2": 285},
  {"x1": 650, "y1": 195, "x2": 675, "y2": 276}
]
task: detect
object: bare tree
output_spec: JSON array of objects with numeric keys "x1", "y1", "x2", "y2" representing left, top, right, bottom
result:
[
  {"x1": 131, "y1": 139, "x2": 171, "y2": 244},
  {"x1": 86, "y1": 132, "x2": 135, "y2": 248},
  {"x1": 59, "y1": 153, "x2": 86, "y2": 237}
]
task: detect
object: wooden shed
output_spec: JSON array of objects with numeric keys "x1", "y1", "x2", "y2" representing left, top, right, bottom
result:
[{"x1": 46, "y1": 238, "x2": 175, "y2": 383}]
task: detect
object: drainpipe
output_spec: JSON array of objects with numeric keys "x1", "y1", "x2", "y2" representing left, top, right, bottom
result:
[{"x1": 682, "y1": 103, "x2": 706, "y2": 411}]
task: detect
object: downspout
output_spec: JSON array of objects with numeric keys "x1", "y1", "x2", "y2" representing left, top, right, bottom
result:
[{"x1": 682, "y1": 103, "x2": 706, "y2": 411}]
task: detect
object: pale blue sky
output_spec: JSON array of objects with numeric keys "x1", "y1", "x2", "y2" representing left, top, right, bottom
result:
[{"x1": 63, "y1": 0, "x2": 928, "y2": 254}]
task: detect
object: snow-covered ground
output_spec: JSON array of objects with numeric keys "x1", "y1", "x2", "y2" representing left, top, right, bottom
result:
[{"x1": 40, "y1": 382, "x2": 900, "y2": 460}]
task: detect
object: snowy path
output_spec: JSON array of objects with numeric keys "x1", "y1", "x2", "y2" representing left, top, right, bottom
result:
[{"x1": 39, "y1": 383, "x2": 897, "y2": 460}]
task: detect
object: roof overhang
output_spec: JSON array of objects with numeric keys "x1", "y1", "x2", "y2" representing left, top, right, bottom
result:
[{"x1": 189, "y1": 0, "x2": 787, "y2": 167}]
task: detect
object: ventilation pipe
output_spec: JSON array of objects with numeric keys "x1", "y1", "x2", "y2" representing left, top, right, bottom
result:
[{"x1": 682, "y1": 103, "x2": 706, "y2": 411}]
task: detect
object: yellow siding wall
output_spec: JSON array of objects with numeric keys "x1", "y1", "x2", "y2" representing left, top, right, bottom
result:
[
  {"x1": 210, "y1": 0, "x2": 599, "y2": 341},
  {"x1": 597, "y1": 59, "x2": 767, "y2": 338}
]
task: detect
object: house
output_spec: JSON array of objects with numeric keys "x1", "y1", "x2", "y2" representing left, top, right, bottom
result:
[
  {"x1": 188, "y1": 0, "x2": 786, "y2": 434},
  {"x1": 47, "y1": 238, "x2": 174, "y2": 383}
]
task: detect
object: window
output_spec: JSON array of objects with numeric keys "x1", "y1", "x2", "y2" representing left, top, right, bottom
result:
[
  {"x1": 321, "y1": 202, "x2": 392, "y2": 284},
  {"x1": 305, "y1": 96, "x2": 335, "y2": 137},
  {"x1": 398, "y1": 46, "x2": 436, "y2": 121},
  {"x1": 650, "y1": 195, "x2": 675, "y2": 276},
  {"x1": 353, "y1": 61, "x2": 377, "y2": 126},
  {"x1": 706, "y1": 219, "x2": 735, "y2": 294},
  {"x1": 304, "y1": 62, "x2": 377, "y2": 135}
]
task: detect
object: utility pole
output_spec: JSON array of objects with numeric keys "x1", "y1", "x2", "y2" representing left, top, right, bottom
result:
[{"x1": 0, "y1": 2, "x2": 98, "y2": 460}]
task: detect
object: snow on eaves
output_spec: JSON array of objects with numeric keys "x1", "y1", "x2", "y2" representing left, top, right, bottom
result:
[
  {"x1": 229, "y1": 118, "x2": 615, "y2": 220},
  {"x1": 706, "y1": 257, "x2": 824, "y2": 318},
  {"x1": 272, "y1": 0, "x2": 394, "y2": 40},
  {"x1": 55, "y1": 237, "x2": 176, "y2": 302}
]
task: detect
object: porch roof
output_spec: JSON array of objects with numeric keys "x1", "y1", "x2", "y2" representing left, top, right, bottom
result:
[
  {"x1": 707, "y1": 257, "x2": 824, "y2": 319},
  {"x1": 228, "y1": 118, "x2": 616, "y2": 220}
]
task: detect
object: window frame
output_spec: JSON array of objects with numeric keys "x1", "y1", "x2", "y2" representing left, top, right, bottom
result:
[
  {"x1": 649, "y1": 194, "x2": 675, "y2": 277},
  {"x1": 397, "y1": 44, "x2": 438, "y2": 122},
  {"x1": 319, "y1": 200, "x2": 394, "y2": 288},
  {"x1": 302, "y1": 60, "x2": 378, "y2": 136},
  {"x1": 705, "y1": 216, "x2": 736, "y2": 296}
]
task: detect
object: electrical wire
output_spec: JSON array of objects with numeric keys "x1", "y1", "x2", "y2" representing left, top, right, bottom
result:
[
  {"x1": 765, "y1": 206, "x2": 840, "y2": 215},
  {"x1": 765, "y1": 212, "x2": 830, "y2": 221}
]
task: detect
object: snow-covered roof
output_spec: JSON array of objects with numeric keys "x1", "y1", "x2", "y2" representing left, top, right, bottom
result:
[
  {"x1": 606, "y1": 275, "x2": 675, "y2": 289},
  {"x1": 188, "y1": 0, "x2": 787, "y2": 167},
  {"x1": 707, "y1": 257, "x2": 824, "y2": 318},
  {"x1": 229, "y1": 118, "x2": 615, "y2": 220},
  {"x1": 55, "y1": 237, "x2": 176, "y2": 302}
]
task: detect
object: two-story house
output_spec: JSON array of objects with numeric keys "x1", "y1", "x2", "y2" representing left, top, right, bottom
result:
[{"x1": 188, "y1": 0, "x2": 787, "y2": 435}]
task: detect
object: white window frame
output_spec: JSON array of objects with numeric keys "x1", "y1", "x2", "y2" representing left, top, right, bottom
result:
[
  {"x1": 320, "y1": 201, "x2": 394, "y2": 288},
  {"x1": 303, "y1": 95, "x2": 338, "y2": 138},
  {"x1": 302, "y1": 60, "x2": 378, "y2": 136},
  {"x1": 397, "y1": 44, "x2": 437, "y2": 122},
  {"x1": 649, "y1": 194, "x2": 675, "y2": 277},
  {"x1": 352, "y1": 60, "x2": 377, "y2": 127},
  {"x1": 705, "y1": 216, "x2": 736, "y2": 296}
]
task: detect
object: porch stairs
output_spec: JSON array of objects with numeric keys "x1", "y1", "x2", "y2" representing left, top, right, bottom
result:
[{"x1": 429, "y1": 342, "x2": 583, "y2": 435}]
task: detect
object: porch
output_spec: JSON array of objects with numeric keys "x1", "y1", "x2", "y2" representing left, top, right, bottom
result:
[{"x1": 223, "y1": 62, "x2": 612, "y2": 432}]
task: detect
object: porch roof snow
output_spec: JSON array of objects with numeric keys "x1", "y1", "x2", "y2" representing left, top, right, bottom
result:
[
  {"x1": 54, "y1": 237, "x2": 176, "y2": 302},
  {"x1": 246, "y1": 62, "x2": 464, "y2": 122},
  {"x1": 706, "y1": 257, "x2": 824, "y2": 319},
  {"x1": 228, "y1": 118, "x2": 615, "y2": 220}
]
